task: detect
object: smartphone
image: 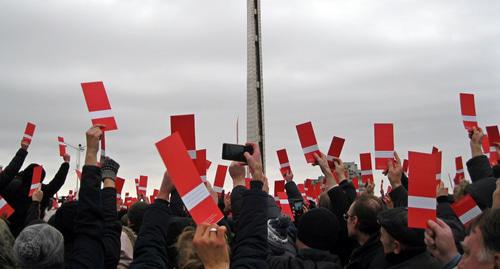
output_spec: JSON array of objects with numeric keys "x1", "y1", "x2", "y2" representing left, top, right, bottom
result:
[{"x1": 222, "y1": 143, "x2": 254, "y2": 163}]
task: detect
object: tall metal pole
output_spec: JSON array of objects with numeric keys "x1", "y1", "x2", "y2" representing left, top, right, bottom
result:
[
  {"x1": 65, "y1": 142, "x2": 85, "y2": 192},
  {"x1": 247, "y1": 0, "x2": 266, "y2": 173}
]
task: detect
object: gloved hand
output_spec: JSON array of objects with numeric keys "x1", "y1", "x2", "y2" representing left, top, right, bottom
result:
[{"x1": 101, "y1": 157, "x2": 120, "y2": 182}]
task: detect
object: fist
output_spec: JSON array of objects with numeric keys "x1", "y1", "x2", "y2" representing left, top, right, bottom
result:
[
  {"x1": 32, "y1": 189, "x2": 44, "y2": 202},
  {"x1": 86, "y1": 125, "x2": 104, "y2": 151},
  {"x1": 63, "y1": 154, "x2": 71, "y2": 163}
]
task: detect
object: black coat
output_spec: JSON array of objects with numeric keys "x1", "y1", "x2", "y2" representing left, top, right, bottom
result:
[
  {"x1": 344, "y1": 233, "x2": 384, "y2": 269},
  {"x1": 3, "y1": 161, "x2": 69, "y2": 236},
  {"x1": 370, "y1": 250, "x2": 442, "y2": 269},
  {"x1": 465, "y1": 155, "x2": 497, "y2": 209},
  {"x1": 0, "y1": 148, "x2": 27, "y2": 192},
  {"x1": 267, "y1": 248, "x2": 342, "y2": 269},
  {"x1": 65, "y1": 165, "x2": 105, "y2": 269},
  {"x1": 231, "y1": 181, "x2": 270, "y2": 269}
]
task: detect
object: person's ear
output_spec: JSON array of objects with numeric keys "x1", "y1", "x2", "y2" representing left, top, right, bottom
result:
[{"x1": 393, "y1": 240, "x2": 402, "y2": 254}]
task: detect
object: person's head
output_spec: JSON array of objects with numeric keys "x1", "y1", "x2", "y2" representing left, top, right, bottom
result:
[
  {"x1": 175, "y1": 225, "x2": 230, "y2": 269},
  {"x1": 297, "y1": 208, "x2": 339, "y2": 251},
  {"x1": 127, "y1": 202, "x2": 149, "y2": 234},
  {"x1": 18, "y1": 163, "x2": 46, "y2": 183},
  {"x1": 317, "y1": 192, "x2": 331, "y2": 209},
  {"x1": 377, "y1": 208, "x2": 425, "y2": 255},
  {"x1": 228, "y1": 162, "x2": 245, "y2": 181},
  {"x1": 454, "y1": 180, "x2": 470, "y2": 201},
  {"x1": 346, "y1": 194, "x2": 383, "y2": 240},
  {"x1": 13, "y1": 223, "x2": 64, "y2": 269},
  {"x1": 0, "y1": 219, "x2": 17, "y2": 268},
  {"x1": 458, "y1": 208, "x2": 500, "y2": 269}
]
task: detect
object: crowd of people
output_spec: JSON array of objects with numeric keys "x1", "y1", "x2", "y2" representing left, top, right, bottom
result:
[{"x1": 0, "y1": 124, "x2": 499, "y2": 269}]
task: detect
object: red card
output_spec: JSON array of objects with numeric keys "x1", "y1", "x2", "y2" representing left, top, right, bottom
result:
[
  {"x1": 352, "y1": 177, "x2": 359, "y2": 190},
  {"x1": 195, "y1": 149, "x2": 207, "y2": 182},
  {"x1": 22, "y1": 122, "x2": 36, "y2": 145},
  {"x1": 296, "y1": 122, "x2": 320, "y2": 164},
  {"x1": 327, "y1": 136, "x2": 345, "y2": 161},
  {"x1": 245, "y1": 178, "x2": 251, "y2": 189},
  {"x1": 170, "y1": 114, "x2": 196, "y2": 159},
  {"x1": 276, "y1": 149, "x2": 292, "y2": 178},
  {"x1": 451, "y1": 194, "x2": 482, "y2": 225},
  {"x1": 115, "y1": 177, "x2": 125, "y2": 199},
  {"x1": 460, "y1": 93, "x2": 478, "y2": 130},
  {"x1": 213, "y1": 165, "x2": 228, "y2": 193},
  {"x1": 0, "y1": 195, "x2": 14, "y2": 219},
  {"x1": 274, "y1": 180, "x2": 285, "y2": 198},
  {"x1": 81, "y1": 81, "x2": 118, "y2": 131},
  {"x1": 138, "y1": 176, "x2": 148, "y2": 197},
  {"x1": 374, "y1": 123, "x2": 395, "y2": 170},
  {"x1": 134, "y1": 178, "x2": 139, "y2": 197},
  {"x1": 359, "y1": 153, "x2": 374, "y2": 184},
  {"x1": 149, "y1": 189, "x2": 160, "y2": 203},
  {"x1": 206, "y1": 160, "x2": 212, "y2": 170},
  {"x1": 155, "y1": 132, "x2": 223, "y2": 225},
  {"x1": 402, "y1": 159, "x2": 409, "y2": 174},
  {"x1": 408, "y1": 151, "x2": 436, "y2": 229},
  {"x1": 277, "y1": 192, "x2": 294, "y2": 221},
  {"x1": 57, "y1": 136, "x2": 67, "y2": 157},
  {"x1": 29, "y1": 165, "x2": 43, "y2": 197},
  {"x1": 454, "y1": 156, "x2": 465, "y2": 185},
  {"x1": 433, "y1": 151, "x2": 442, "y2": 181},
  {"x1": 486, "y1": 126, "x2": 500, "y2": 162}
]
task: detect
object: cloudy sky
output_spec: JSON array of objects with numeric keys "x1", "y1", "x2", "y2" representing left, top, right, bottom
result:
[{"x1": 1, "y1": 0, "x2": 499, "y2": 197}]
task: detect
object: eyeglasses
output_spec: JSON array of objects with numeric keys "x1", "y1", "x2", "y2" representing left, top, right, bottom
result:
[{"x1": 343, "y1": 213, "x2": 353, "y2": 220}]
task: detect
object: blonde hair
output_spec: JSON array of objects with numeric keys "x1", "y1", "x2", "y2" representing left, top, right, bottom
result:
[
  {"x1": 176, "y1": 227, "x2": 203, "y2": 269},
  {"x1": 453, "y1": 180, "x2": 470, "y2": 201}
]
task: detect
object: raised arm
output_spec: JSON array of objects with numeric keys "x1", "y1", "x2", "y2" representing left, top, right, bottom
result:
[
  {"x1": 0, "y1": 141, "x2": 29, "y2": 192},
  {"x1": 66, "y1": 125, "x2": 105, "y2": 269}
]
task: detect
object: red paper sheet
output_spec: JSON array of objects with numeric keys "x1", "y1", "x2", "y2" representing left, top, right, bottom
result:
[
  {"x1": 155, "y1": 132, "x2": 223, "y2": 224},
  {"x1": 29, "y1": 165, "x2": 43, "y2": 197},
  {"x1": 57, "y1": 136, "x2": 66, "y2": 157},
  {"x1": 408, "y1": 151, "x2": 436, "y2": 229},
  {"x1": 170, "y1": 114, "x2": 196, "y2": 159},
  {"x1": 138, "y1": 176, "x2": 148, "y2": 197},
  {"x1": 277, "y1": 192, "x2": 294, "y2": 221},
  {"x1": 81, "y1": 81, "x2": 117, "y2": 131},
  {"x1": 274, "y1": 180, "x2": 285, "y2": 198},
  {"x1": 22, "y1": 122, "x2": 36, "y2": 144},
  {"x1": 374, "y1": 123, "x2": 394, "y2": 170},
  {"x1": 460, "y1": 93, "x2": 478, "y2": 130},
  {"x1": 0, "y1": 195, "x2": 15, "y2": 219},
  {"x1": 194, "y1": 149, "x2": 207, "y2": 182},
  {"x1": 359, "y1": 153, "x2": 374, "y2": 184},
  {"x1": 213, "y1": 165, "x2": 228, "y2": 193},
  {"x1": 276, "y1": 149, "x2": 292, "y2": 178},
  {"x1": 115, "y1": 177, "x2": 125, "y2": 199},
  {"x1": 296, "y1": 122, "x2": 320, "y2": 164},
  {"x1": 451, "y1": 194, "x2": 482, "y2": 225}
]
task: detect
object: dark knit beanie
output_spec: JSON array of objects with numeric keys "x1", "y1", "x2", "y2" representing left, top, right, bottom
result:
[
  {"x1": 297, "y1": 208, "x2": 339, "y2": 251},
  {"x1": 128, "y1": 202, "x2": 149, "y2": 234},
  {"x1": 268, "y1": 216, "x2": 291, "y2": 251},
  {"x1": 51, "y1": 201, "x2": 78, "y2": 244},
  {"x1": 377, "y1": 208, "x2": 425, "y2": 247}
]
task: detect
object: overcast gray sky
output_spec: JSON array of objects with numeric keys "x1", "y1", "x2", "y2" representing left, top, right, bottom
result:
[{"x1": 1, "y1": 0, "x2": 499, "y2": 197}]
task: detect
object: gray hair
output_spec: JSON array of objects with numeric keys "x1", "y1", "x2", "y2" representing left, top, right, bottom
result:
[{"x1": 13, "y1": 223, "x2": 64, "y2": 269}]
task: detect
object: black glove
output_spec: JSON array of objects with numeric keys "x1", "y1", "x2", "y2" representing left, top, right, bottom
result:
[{"x1": 101, "y1": 157, "x2": 120, "y2": 182}]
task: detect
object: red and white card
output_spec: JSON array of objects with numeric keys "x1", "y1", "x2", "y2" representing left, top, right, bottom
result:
[
  {"x1": 115, "y1": 177, "x2": 125, "y2": 199},
  {"x1": 0, "y1": 195, "x2": 14, "y2": 219},
  {"x1": 451, "y1": 194, "x2": 482, "y2": 225},
  {"x1": 57, "y1": 136, "x2": 67, "y2": 157},
  {"x1": 276, "y1": 149, "x2": 292, "y2": 178},
  {"x1": 274, "y1": 180, "x2": 285, "y2": 199},
  {"x1": 277, "y1": 192, "x2": 294, "y2": 221},
  {"x1": 408, "y1": 151, "x2": 436, "y2": 229},
  {"x1": 22, "y1": 122, "x2": 36, "y2": 145},
  {"x1": 138, "y1": 176, "x2": 148, "y2": 197},
  {"x1": 155, "y1": 132, "x2": 223, "y2": 225},
  {"x1": 170, "y1": 114, "x2": 196, "y2": 159},
  {"x1": 402, "y1": 159, "x2": 409, "y2": 174},
  {"x1": 134, "y1": 178, "x2": 139, "y2": 197},
  {"x1": 486, "y1": 126, "x2": 500, "y2": 165},
  {"x1": 297, "y1": 183, "x2": 310, "y2": 206},
  {"x1": 296, "y1": 122, "x2": 321, "y2": 164},
  {"x1": 374, "y1": 123, "x2": 395, "y2": 170},
  {"x1": 352, "y1": 177, "x2": 359, "y2": 193},
  {"x1": 81, "y1": 81, "x2": 118, "y2": 131},
  {"x1": 460, "y1": 93, "x2": 478, "y2": 130},
  {"x1": 327, "y1": 136, "x2": 345, "y2": 163},
  {"x1": 454, "y1": 156, "x2": 465, "y2": 185},
  {"x1": 213, "y1": 165, "x2": 228, "y2": 194},
  {"x1": 433, "y1": 151, "x2": 442, "y2": 181},
  {"x1": 359, "y1": 153, "x2": 374, "y2": 184},
  {"x1": 29, "y1": 165, "x2": 43, "y2": 197},
  {"x1": 150, "y1": 189, "x2": 160, "y2": 203},
  {"x1": 194, "y1": 149, "x2": 207, "y2": 182}
]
